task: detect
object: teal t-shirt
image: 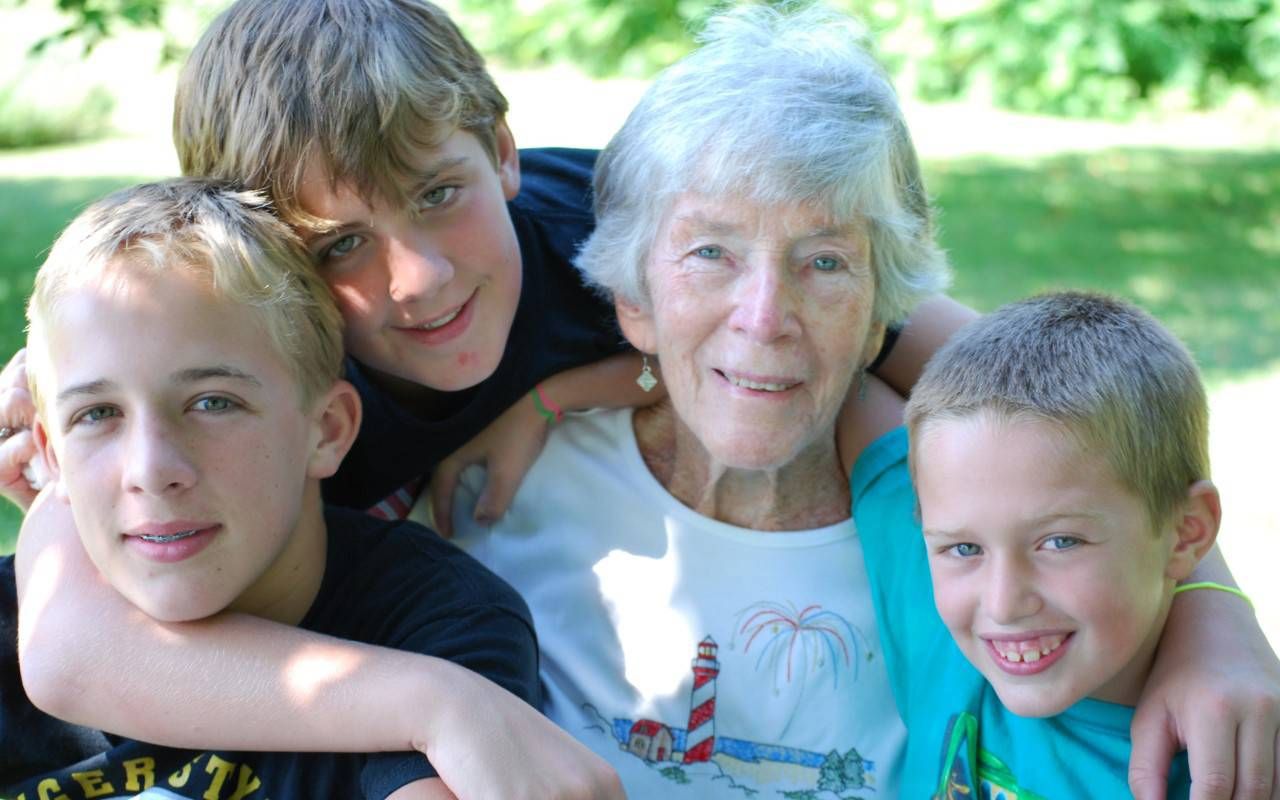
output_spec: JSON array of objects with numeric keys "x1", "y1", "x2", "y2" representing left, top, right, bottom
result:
[{"x1": 851, "y1": 427, "x2": 1190, "y2": 798}]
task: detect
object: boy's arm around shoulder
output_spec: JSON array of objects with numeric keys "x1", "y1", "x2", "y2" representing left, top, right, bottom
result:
[
  {"x1": 16, "y1": 492, "x2": 622, "y2": 800},
  {"x1": 871, "y1": 295, "x2": 978, "y2": 397}
]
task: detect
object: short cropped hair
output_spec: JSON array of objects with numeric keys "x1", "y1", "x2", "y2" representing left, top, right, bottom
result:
[
  {"x1": 174, "y1": 0, "x2": 507, "y2": 227},
  {"x1": 575, "y1": 4, "x2": 949, "y2": 325},
  {"x1": 27, "y1": 179, "x2": 345, "y2": 415},
  {"x1": 906, "y1": 291, "x2": 1210, "y2": 529}
]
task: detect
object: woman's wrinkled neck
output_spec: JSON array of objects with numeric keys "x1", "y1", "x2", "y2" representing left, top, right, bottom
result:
[{"x1": 633, "y1": 401, "x2": 850, "y2": 531}]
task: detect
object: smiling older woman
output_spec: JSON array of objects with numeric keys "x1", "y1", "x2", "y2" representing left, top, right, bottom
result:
[{"x1": 451, "y1": 5, "x2": 1280, "y2": 798}]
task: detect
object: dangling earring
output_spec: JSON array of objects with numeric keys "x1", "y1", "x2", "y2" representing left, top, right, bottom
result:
[
  {"x1": 636, "y1": 354, "x2": 658, "y2": 392},
  {"x1": 857, "y1": 368, "x2": 868, "y2": 401}
]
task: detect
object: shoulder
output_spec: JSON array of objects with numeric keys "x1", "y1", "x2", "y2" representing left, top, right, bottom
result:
[
  {"x1": 838, "y1": 375, "x2": 905, "y2": 476},
  {"x1": 512, "y1": 147, "x2": 597, "y2": 221}
]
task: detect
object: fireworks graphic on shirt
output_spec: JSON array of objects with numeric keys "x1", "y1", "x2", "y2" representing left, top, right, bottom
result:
[{"x1": 731, "y1": 601, "x2": 868, "y2": 690}]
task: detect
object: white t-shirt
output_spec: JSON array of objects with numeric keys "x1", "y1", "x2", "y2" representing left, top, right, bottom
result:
[{"x1": 447, "y1": 408, "x2": 905, "y2": 797}]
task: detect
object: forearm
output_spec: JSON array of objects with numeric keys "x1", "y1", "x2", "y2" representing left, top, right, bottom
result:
[
  {"x1": 1164, "y1": 544, "x2": 1268, "y2": 658},
  {"x1": 15, "y1": 491, "x2": 456, "y2": 752},
  {"x1": 872, "y1": 295, "x2": 978, "y2": 396},
  {"x1": 538, "y1": 351, "x2": 665, "y2": 412}
]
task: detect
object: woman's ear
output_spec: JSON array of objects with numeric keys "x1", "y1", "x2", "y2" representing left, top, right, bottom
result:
[
  {"x1": 615, "y1": 297, "x2": 657, "y2": 355},
  {"x1": 306, "y1": 380, "x2": 362, "y2": 480},
  {"x1": 1165, "y1": 480, "x2": 1222, "y2": 582},
  {"x1": 861, "y1": 321, "x2": 887, "y2": 369}
]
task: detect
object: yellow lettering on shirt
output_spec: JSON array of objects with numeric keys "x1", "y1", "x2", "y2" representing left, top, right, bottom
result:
[
  {"x1": 167, "y1": 758, "x2": 194, "y2": 788},
  {"x1": 202, "y1": 755, "x2": 235, "y2": 800},
  {"x1": 69, "y1": 771, "x2": 114, "y2": 798},
  {"x1": 224, "y1": 765, "x2": 263, "y2": 800},
  {"x1": 35, "y1": 779, "x2": 68, "y2": 800},
  {"x1": 123, "y1": 757, "x2": 157, "y2": 792}
]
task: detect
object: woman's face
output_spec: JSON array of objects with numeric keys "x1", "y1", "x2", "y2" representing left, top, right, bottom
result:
[{"x1": 620, "y1": 191, "x2": 882, "y2": 471}]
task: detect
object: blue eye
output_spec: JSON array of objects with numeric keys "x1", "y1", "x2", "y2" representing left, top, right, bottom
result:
[
  {"x1": 324, "y1": 235, "x2": 363, "y2": 260},
  {"x1": 951, "y1": 542, "x2": 982, "y2": 558},
  {"x1": 813, "y1": 255, "x2": 841, "y2": 272},
  {"x1": 1043, "y1": 535, "x2": 1082, "y2": 551},
  {"x1": 694, "y1": 246, "x2": 723, "y2": 259},
  {"x1": 419, "y1": 186, "x2": 457, "y2": 209},
  {"x1": 192, "y1": 396, "x2": 236, "y2": 413},
  {"x1": 75, "y1": 406, "x2": 120, "y2": 426}
]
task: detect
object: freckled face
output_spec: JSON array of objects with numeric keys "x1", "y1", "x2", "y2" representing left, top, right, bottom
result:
[
  {"x1": 41, "y1": 263, "x2": 325, "y2": 623},
  {"x1": 624, "y1": 192, "x2": 881, "y2": 470},
  {"x1": 297, "y1": 126, "x2": 522, "y2": 394},
  {"x1": 917, "y1": 414, "x2": 1176, "y2": 716}
]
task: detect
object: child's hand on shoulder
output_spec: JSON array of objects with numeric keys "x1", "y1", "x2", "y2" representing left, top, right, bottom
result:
[{"x1": 429, "y1": 391, "x2": 551, "y2": 537}]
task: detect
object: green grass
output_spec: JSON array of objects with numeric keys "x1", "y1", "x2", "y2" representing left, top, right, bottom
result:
[{"x1": 925, "y1": 149, "x2": 1280, "y2": 386}]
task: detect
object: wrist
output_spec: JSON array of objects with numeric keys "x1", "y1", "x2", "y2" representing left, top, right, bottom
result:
[{"x1": 529, "y1": 383, "x2": 564, "y2": 425}]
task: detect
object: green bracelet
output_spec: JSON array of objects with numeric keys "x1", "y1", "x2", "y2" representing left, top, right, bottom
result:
[
  {"x1": 1172, "y1": 581, "x2": 1254, "y2": 610},
  {"x1": 529, "y1": 385, "x2": 563, "y2": 425}
]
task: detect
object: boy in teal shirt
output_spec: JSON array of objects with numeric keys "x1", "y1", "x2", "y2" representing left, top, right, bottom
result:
[{"x1": 856, "y1": 292, "x2": 1224, "y2": 797}]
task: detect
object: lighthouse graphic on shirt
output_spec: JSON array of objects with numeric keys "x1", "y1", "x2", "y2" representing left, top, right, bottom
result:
[{"x1": 587, "y1": 602, "x2": 881, "y2": 797}]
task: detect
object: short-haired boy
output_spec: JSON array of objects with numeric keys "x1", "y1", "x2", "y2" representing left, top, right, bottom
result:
[
  {"x1": 855, "y1": 292, "x2": 1222, "y2": 797},
  {"x1": 6, "y1": 179, "x2": 545, "y2": 798}
]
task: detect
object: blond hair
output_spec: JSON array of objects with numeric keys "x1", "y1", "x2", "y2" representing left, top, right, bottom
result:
[
  {"x1": 905, "y1": 291, "x2": 1209, "y2": 528},
  {"x1": 27, "y1": 179, "x2": 344, "y2": 415},
  {"x1": 174, "y1": 0, "x2": 508, "y2": 227}
]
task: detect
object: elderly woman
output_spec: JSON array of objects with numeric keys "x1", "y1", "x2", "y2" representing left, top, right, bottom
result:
[{"x1": 449, "y1": 6, "x2": 1280, "y2": 798}]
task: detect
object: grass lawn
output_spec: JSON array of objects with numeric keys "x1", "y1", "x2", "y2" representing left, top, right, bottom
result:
[{"x1": 0, "y1": 91, "x2": 1277, "y2": 645}]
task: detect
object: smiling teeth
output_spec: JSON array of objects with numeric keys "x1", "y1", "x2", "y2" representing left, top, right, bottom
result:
[
  {"x1": 417, "y1": 307, "x2": 461, "y2": 330},
  {"x1": 140, "y1": 529, "x2": 200, "y2": 544},
  {"x1": 993, "y1": 634, "x2": 1065, "y2": 663},
  {"x1": 725, "y1": 374, "x2": 794, "y2": 392}
]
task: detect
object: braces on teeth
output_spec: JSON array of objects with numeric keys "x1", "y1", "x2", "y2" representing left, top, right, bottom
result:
[{"x1": 140, "y1": 529, "x2": 201, "y2": 544}]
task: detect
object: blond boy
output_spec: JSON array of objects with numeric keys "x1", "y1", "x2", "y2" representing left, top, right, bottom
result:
[
  {"x1": 8, "y1": 179, "x2": 556, "y2": 799},
  {"x1": 856, "y1": 292, "x2": 1220, "y2": 797}
]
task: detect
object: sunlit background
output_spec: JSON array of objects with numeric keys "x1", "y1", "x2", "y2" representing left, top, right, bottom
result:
[{"x1": 0, "y1": 0, "x2": 1276, "y2": 649}]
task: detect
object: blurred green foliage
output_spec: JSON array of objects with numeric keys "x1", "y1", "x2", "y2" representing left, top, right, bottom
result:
[
  {"x1": 13, "y1": 0, "x2": 1279, "y2": 117},
  {"x1": 456, "y1": 0, "x2": 1280, "y2": 116},
  {"x1": 0, "y1": 85, "x2": 113, "y2": 148}
]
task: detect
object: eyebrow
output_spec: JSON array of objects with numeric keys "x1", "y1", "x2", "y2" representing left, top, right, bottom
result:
[
  {"x1": 55, "y1": 365, "x2": 262, "y2": 404},
  {"x1": 921, "y1": 511, "x2": 1103, "y2": 540},
  {"x1": 407, "y1": 156, "x2": 471, "y2": 194}
]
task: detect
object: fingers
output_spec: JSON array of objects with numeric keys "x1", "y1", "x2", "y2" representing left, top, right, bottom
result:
[
  {"x1": 1185, "y1": 701, "x2": 1237, "y2": 800},
  {"x1": 429, "y1": 458, "x2": 464, "y2": 539},
  {"x1": 0, "y1": 428, "x2": 40, "y2": 512},
  {"x1": 473, "y1": 467, "x2": 519, "y2": 528},
  {"x1": 1130, "y1": 702, "x2": 1179, "y2": 800},
  {"x1": 1232, "y1": 704, "x2": 1280, "y2": 800}
]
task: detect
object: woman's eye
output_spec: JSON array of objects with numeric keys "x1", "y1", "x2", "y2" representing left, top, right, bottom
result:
[
  {"x1": 694, "y1": 245, "x2": 723, "y2": 259},
  {"x1": 324, "y1": 234, "x2": 363, "y2": 260},
  {"x1": 812, "y1": 255, "x2": 841, "y2": 272},
  {"x1": 951, "y1": 542, "x2": 982, "y2": 557},
  {"x1": 192, "y1": 396, "x2": 236, "y2": 413},
  {"x1": 1043, "y1": 535, "x2": 1082, "y2": 551},
  {"x1": 419, "y1": 186, "x2": 457, "y2": 209}
]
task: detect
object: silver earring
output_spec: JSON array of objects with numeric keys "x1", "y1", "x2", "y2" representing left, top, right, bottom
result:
[
  {"x1": 857, "y1": 368, "x2": 868, "y2": 401},
  {"x1": 636, "y1": 355, "x2": 658, "y2": 393}
]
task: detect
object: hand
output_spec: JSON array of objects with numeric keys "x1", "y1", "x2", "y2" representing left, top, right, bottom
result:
[
  {"x1": 420, "y1": 663, "x2": 625, "y2": 800},
  {"x1": 1130, "y1": 587, "x2": 1280, "y2": 799},
  {"x1": 0, "y1": 349, "x2": 48, "y2": 512},
  {"x1": 429, "y1": 393, "x2": 549, "y2": 538}
]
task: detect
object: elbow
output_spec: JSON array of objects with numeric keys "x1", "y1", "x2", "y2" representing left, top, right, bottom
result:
[{"x1": 18, "y1": 620, "x2": 92, "y2": 722}]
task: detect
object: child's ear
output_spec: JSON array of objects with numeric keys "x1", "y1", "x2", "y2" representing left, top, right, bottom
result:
[
  {"x1": 494, "y1": 118, "x2": 521, "y2": 201},
  {"x1": 615, "y1": 296, "x2": 657, "y2": 356},
  {"x1": 1165, "y1": 480, "x2": 1221, "y2": 582},
  {"x1": 305, "y1": 380, "x2": 361, "y2": 480},
  {"x1": 33, "y1": 420, "x2": 67, "y2": 501}
]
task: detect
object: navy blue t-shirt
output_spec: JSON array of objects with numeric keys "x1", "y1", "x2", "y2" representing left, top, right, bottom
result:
[
  {"x1": 326, "y1": 148, "x2": 628, "y2": 511},
  {"x1": 0, "y1": 507, "x2": 539, "y2": 799}
]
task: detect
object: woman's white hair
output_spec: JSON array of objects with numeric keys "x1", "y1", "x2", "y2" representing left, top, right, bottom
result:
[{"x1": 576, "y1": 3, "x2": 950, "y2": 325}]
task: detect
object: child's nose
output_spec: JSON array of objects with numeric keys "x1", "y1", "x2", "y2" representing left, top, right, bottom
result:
[
  {"x1": 386, "y1": 231, "x2": 454, "y2": 304},
  {"x1": 122, "y1": 417, "x2": 197, "y2": 496}
]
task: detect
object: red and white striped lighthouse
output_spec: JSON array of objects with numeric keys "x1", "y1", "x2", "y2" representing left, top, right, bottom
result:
[{"x1": 683, "y1": 636, "x2": 720, "y2": 763}]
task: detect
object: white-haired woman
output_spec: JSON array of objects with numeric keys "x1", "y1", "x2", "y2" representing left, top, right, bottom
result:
[{"x1": 451, "y1": 5, "x2": 1280, "y2": 798}]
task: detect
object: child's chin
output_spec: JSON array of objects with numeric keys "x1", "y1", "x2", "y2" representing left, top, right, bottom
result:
[{"x1": 989, "y1": 679, "x2": 1079, "y2": 719}]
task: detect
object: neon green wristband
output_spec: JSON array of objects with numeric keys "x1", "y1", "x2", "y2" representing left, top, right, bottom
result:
[
  {"x1": 529, "y1": 385, "x2": 563, "y2": 425},
  {"x1": 1172, "y1": 581, "x2": 1254, "y2": 610}
]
